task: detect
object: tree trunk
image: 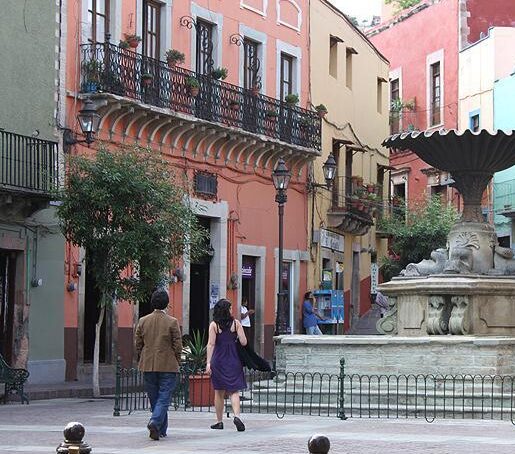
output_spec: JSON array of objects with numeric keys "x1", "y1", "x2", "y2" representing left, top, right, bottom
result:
[{"x1": 93, "y1": 305, "x2": 105, "y2": 398}]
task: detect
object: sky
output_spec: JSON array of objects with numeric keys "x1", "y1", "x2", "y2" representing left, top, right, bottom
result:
[{"x1": 328, "y1": 0, "x2": 383, "y2": 21}]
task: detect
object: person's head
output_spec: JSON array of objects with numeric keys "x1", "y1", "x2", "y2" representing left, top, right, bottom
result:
[
  {"x1": 242, "y1": 298, "x2": 248, "y2": 307},
  {"x1": 151, "y1": 288, "x2": 169, "y2": 310},
  {"x1": 304, "y1": 291, "x2": 313, "y2": 301},
  {"x1": 213, "y1": 298, "x2": 233, "y2": 328}
]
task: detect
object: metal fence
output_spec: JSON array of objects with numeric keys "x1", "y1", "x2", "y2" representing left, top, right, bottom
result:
[
  {"x1": 80, "y1": 43, "x2": 321, "y2": 151},
  {"x1": 114, "y1": 358, "x2": 515, "y2": 424},
  {"x1": 0, "y1": 130, "x2": 59, "y2": 194}
]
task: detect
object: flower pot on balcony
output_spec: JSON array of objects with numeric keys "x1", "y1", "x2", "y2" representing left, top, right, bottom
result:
[
  {"x1": 367, "y1": 184, "x2": 376, "y2": 193},
  {"x1": 251, "y1": 86, "x2": 260, "y2": 96},
  {"x1": 141, "y1": 75, "x2": 153, "y2": 86},
  {"x1": 188, "y1": 374, "x2": 214, "y2": 407},
  {"x1": 230, "y1": 102, "x2": 240, "y2": 111},
  {"x1": 125, "y1": 34, "x2": 141, "y2": 48},
  {"x1": 189, "y1": 87, "x2": 200, "y2": 97}
]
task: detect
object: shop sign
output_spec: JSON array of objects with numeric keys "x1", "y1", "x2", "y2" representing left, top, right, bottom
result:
[
  {"x1": 370, "y1": 263, "x2": 379, "y2": 294},
  {"x1": 209, "y1": 283, "x2": 219, "y2": 309},
  {"x1": 320, "y1": 229, "x2": 344, "y2": 253},
  {"x1": 242, "y1": 264, "x2": 253, "y2": 278}
]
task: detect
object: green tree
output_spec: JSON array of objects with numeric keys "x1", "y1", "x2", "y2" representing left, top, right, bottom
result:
[
  {"x1": 378, "y1": 196, "x2": 458, "y2": 281},
  {"x1": 385, "y1": 0, "x2": 422, "y2": 12},
  {"x1": 57, "y1": 145, "x2": 206, "y2": 396}
]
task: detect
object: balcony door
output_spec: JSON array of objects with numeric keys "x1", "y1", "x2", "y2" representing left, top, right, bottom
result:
[
  {"x1": 195, "y1": 19, "x2": 214, "y2": 75},
  {"x1": 143, "y1": 0, "x2": 161, "y2": 60},
  {"x1": 0, "y1": 250, "x2": 16, "y2": 364},
  {"x1": 87, "y1": 0, "x2": 110, "y2": 43}
]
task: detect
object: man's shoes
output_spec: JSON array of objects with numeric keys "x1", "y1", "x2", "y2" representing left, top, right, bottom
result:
[
  {"x1": 147, "y1": 422, "x2": 160, "y2": 441},
  {"x1": 210, "y1": 422, "x2": 224, "y2": 429},
  {"x1": 233, "y1": 416, "x2": 245, "y2": 432},
  {"x1": 160, "y1": 433, "x2": 167, "y2": 438}
]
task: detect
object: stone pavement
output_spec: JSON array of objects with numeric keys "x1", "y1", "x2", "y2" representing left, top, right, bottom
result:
[{"x1": 1, "y1": 398, "x2": 515, "y2": 453}]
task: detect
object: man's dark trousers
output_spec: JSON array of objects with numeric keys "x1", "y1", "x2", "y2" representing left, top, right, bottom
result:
[{"x1": 144, "y1": 372, "x2": 178, "y2": 436}]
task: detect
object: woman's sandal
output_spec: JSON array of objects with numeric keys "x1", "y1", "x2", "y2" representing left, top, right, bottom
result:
[
  {"x1": 233, "y1": 416, "x2": 245, "y2": 432},
  {"x1": 210, "y1": 422, "x2": 224, "y2": 430}
]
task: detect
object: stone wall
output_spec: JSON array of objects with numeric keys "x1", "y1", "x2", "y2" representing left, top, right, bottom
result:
[{"x1": 275, "y1": 335, "x2": 515, "y2": 376}]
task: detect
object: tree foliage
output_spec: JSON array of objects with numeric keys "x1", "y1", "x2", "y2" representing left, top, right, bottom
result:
[
  {"x1": 57, "y1": 145, "x2": 207, "y2": 306},
  {"x1": 377, "y1": 196, "x2": 459, "y2": 281},
  {"x1": 385, "y1": 0, "x2": 422, "y2": 12}
]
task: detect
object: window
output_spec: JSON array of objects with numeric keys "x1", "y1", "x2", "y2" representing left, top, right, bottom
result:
[
  {"x1": 280, "y1": 53, "x2": 294, "y2": 100},
  {"x1": 470, "y1": 113, "x2": 480, "y2": 132},
  {"x1": 346, "y1": 48, "x2": 354, "y2": 89},
  {"x1": 196, "y1": 19, "x2": 214, "y2": 75},
  {"x1": 390, "y1": 78, "x2": 400, "y2": 134},
  {"x1": 143, "y1": 0, "x2": 161, "y2": 59},
  {"x1": 430, "y1": 62, "x2": 441, "y2": 126},
  {"x1": 243, "y1": 38, "x2": 260, "y2": 90},
  {"x1": 329, "y1": 36, "x2": 340, "y2": 78},
  {"x1": 377, "y1": 78, "x2": 384, "y2": 114},
  {"x1": 87, "y1": 0, "x2": 110, "y2": 43},
  {"x1": 194, "y1": 171, "x2": 217, "y2": 198}
]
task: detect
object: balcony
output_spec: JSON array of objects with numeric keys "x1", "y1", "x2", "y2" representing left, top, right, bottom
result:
[
  {"x1": 79, "y1": 43, "x2": 321, "y2": 155},
  {"x1": 0, "y1": 130, "x2": 58, "y2": 197},
  {"x1": 326, "y1": 176, "x2": 376, "y2": 236}
]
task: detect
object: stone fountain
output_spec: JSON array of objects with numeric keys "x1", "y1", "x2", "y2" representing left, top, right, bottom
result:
[{"x1": 276, "y1": 130, "x2": 515, "y2": 378}]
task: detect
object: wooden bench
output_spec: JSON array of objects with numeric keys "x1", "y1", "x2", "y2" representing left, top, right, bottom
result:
[{"x1": 0, "y1": 353, "x2": 29, "y2": 404}]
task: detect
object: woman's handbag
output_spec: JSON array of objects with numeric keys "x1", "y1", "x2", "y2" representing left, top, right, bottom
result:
[{"x1": 236, "y1": 340, "x2": 271, "y2": 372}]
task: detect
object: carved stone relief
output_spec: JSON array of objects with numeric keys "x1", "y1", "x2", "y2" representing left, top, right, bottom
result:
[
  {"x1": 449, "y1": 296, "x2": 470, "y2": 335},
  {"x1": 426, "y1": 295, "x2": 451, "y2": 335},
  {"x1": 377, "y1": 296, "x2": 397, "y2": 335}
]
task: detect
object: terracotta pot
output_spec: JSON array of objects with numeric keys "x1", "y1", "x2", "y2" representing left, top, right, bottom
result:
[
  {"x1": 230, "y1": 103, "x2": 239, "y2": 111},
  {"x1": 128, "y1": 39, "x2": 139, "y2": 49},
  {"x1": 367, "y1": 184, "x2": 375, "y2": 193},
  {"x1": 188, "y1": 375, "x2": 214, "y2": 407},
  {"x1": 167, "y1": 59, "x2": 177, "y2": 68},
  {"x1": 317, "y1": 110, "x2": 327, "y2": 118},
  {"x1": 251, "y1": 86, "x2": 260, "y2": 96},
  {"x1": 189, "y1": 87, "x2": 200, "y2": 97},
  {"x1": 142, "y1": 77, "x2": 152, "y2": 86}
]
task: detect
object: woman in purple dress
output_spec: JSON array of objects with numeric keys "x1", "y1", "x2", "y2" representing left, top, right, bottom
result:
[{"x1": 206, "y1": 298, "x2": 247, "y2": 431}]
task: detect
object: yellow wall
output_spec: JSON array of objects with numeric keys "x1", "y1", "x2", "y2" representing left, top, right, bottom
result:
[{"x1": 308, "y1": 0, "x2": 390, "y2": 293}]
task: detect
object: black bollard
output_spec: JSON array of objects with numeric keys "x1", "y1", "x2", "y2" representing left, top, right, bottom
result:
[
  {"x1": 308, "y1": 434, "x2": 330, "y2": 454},
  {"x1": 56, "y1": 422, "x2": 92, "y2": 454}
]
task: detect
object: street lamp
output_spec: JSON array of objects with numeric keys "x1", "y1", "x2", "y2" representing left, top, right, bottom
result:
[
  {"x1": 63, "y1": 99, "x2": 101, "y2": 152},
  {"x1": 272, "y1": 158, "x2": 291, "y2": 335},
  {"x1": 311, "y1": 153, "x2": 337, "y2": 189}
]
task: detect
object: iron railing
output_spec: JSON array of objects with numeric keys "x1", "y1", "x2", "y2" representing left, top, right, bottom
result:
[
  {"x1": 114, "y1": 357, "x2": 515, "y2": 423},
  {"x1": 80, "y1": 43, "x2": 321, "y2": 151},
  {"x1": 0, "y1": 130, "x2": 58, "y2": 195}
]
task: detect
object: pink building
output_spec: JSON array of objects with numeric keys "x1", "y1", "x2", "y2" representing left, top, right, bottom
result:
[
  {"x1": 63, "y1": 0, "x2": 319, "y2": 380},
  {"x1": 368, "y1": 0, "x2": 515, "y2": 209}
]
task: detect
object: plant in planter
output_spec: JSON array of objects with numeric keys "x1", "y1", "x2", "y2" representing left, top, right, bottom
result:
[
  {"x1": 251, "y1": 84, "x2": 260, "y2": 96},
  {"x1": 229, "y1": 100, "x2": 240, "y2": 111},
  {"x1": 211, "y1": 67, "x2": 228, "y2": 80},
  {"x1": 118, "y1": 40, "x2": 130, "y2": 49},
  {"x1": 165, "y1": 49, "x2": 185, "y2": 67},
  {"x1": 185, "y1": 76, "x2": 200, "y2": 96},
  {"x1": 141, "y1": 73, "x2": 153, "y2": 86},
  {"x1": 125, "y1": 33, "x2": 141, "y2": 48},
  {"x1": 183, "y1": 330, "x2": 214, "y2": 407},
  {"x1": 284, "y1": 93, "x2": 299, "y2": 106},
  {"x1": 81, "y1": 59, "x2": 102, "y2": 93},
  {"x1": 298, "y1": 117, "x2": 312, "y2": 129},
  {"x1": 315, "y1": 104, "x2": 328, "y2": 118}
]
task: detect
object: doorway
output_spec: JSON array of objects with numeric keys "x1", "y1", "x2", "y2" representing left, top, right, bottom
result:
[
  {"x1": 241, "y1": 256, "x2": 256, "y2": 349},
  {"x1": 83, "y1": 255, "x2": 110, "y2": 363},
  {"x1": 0, "y1": 250, "x2": 16, "y2": 363},
  {"x1": 189, "y1": 217, "x2": 211, "y2": 337},
  {"x1": 282, "y1": 261, "x2": 293, "y2": 333}
]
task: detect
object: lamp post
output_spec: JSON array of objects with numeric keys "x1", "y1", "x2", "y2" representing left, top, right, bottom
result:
[{"x1": 272, "y1": 158, "x2": 291, "y2": 335}]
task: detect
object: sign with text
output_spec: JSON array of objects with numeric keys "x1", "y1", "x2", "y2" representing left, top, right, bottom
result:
[
  {"x1": 320, "y1": 229, "x2": 344, "y2": 253},
  {"x1": 370, "y1": 263, "x2": 379, "y2": 294}
]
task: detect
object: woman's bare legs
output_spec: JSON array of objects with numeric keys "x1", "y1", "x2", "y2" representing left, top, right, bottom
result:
[
  {"x1": 214, "y1": 390, "x2": 225, "y2": 423},
  {"x1": 229, "y1": 391, "x2": 241, "y2": 417}
]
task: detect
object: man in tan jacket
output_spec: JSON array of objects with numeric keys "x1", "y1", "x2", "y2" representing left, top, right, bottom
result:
[{"x1": 135, "y1": 289, "x2": 182, "y2": 440}]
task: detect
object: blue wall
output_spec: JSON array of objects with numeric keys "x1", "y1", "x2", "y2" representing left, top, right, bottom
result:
[{"x1": 494, "y1": 74, "x2": 515, "y2": 237}]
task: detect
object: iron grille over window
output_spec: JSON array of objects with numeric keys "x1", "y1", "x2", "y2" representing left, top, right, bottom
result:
[
  {"x1": 196, "y1": 19, "x2": 214, "y2": 75},
  {"x1": 194, "y1": 171, "x2": 217, "y2": 198},
  {"x1": 243, "y1": 38, "x2": 261, "y2": 90}
]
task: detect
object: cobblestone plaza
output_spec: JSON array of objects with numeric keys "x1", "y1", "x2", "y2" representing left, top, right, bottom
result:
[{"x1": 1, "y1": 399, "x2": 515, "y2": 454}]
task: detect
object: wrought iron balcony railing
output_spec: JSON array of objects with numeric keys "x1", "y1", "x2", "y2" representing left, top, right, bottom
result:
[
  {"x1": 0, "y1": 130, "x2": 59, "y2": 195},
  {"x1": 80, "y1": 43, "x2": 321, "y2": 151}
]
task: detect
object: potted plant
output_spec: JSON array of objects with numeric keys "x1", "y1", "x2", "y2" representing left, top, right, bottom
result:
[
  {"x1": 81, "y1": 59, "x2": 102, "y2": 93},
  {"x1": 211, "y1": 67, "x2": 228, "y2": 80},
  {"x1": 165, "y1": 49, "x2": 185, "y2": 67},
  {"x1": 118, "y1": 40, "x2": 130, "y2": 49},
  {"x1": 125, "y1": 33, "x2": 141, "y2": 48},
  {"x1": 285, "y1": 93, "x2": 299, "y2": 106},
  {"x1": 184, "y1": 330, "x2": 214, "y2": 407},
  {"x1": 229, "y1": 100, "x2": 240, "y2": 111},
  {"x1": 251, "y1": 84, "x2": 260, "y2": 96},
  {"x1": 185, "y1": 76, "x2": 200, "y2": 96},
  {"x1": 141, "y1": 73, "x2": 153, "y2": 86},
  {"x1": 265, "y1": 109, "x2": 279, "y2": 118},
  {"x1": 366, "y1": 183, "x2": 376, "y2": 194},
  {"x1": 315, "y1": 104, "x2": 328, "y2": 118}
]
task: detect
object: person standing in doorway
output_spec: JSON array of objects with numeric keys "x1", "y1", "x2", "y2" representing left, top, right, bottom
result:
[
  {"x1": 240, "y1": 297, "x2": 254, "y2": 341},
  {"x1": 206, "y1": 298, "x2": 247, "y2": 431},
  {"x1": 303, "y1": 291, "x2": 324, "y2": 335},
  {"x1": 135, "y1": 289, "x2": 182, "y2": 440}
]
